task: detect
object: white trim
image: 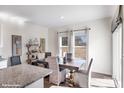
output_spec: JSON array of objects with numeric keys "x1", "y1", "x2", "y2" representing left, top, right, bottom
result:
[
  {"x1": 112, "y1": 24, "x2": 122, "y2": 88},
  {"x1": 0, "y1": 24, "x2": 3, "y2": 48}
]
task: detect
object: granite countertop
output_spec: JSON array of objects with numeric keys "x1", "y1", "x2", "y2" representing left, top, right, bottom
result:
[{"x1": 0, "y1": 64, "x2": 52, "y2": 88}]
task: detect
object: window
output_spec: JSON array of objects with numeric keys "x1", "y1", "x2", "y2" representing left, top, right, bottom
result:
[
  {"x1": 58, "y1": 31, "x2": 88, "y2": 60},
  {"x1": 62, "y1": 37, "x2": 68, "y2": 46},
  {"x1": 74, "y1": 31, "x2": 88, "y2": 60},
  {"x1": 75, "y1": 35, "x2": 86, "y2": 46},
  {"x1": 60, "y1": 36, "x2": 69, "y2": 57}
]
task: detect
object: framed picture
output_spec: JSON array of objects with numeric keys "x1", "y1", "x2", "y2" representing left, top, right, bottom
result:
[
  {"x1": 40, "y1": 38, "x2": 45, "y2": 52},
  {"x1": 12, "y1": 35, "x2": 22, "y2": 56}
]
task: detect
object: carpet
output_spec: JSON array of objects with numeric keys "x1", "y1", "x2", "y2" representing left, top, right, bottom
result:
[{"x1": 91, "y1": 78, "x2": 116, "y2": 88}]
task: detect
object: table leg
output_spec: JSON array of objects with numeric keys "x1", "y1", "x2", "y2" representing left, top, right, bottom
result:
[{"x1": 67, "y1": 70, "x2": 75, "y2": 87}]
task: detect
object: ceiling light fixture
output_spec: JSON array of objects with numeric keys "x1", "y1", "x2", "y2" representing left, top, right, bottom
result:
[{"x1": 60, "y1": 16, "x2": 64, "y2": 20}]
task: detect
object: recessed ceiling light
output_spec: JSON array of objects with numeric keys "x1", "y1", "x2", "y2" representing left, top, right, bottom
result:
[{"x1": 60, "y1": 16, "x2": 64, "y2": 20}]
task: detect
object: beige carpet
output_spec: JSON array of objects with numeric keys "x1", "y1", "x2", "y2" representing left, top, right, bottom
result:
[
  {"x1": 50, "y1": 78, "x2": 116, "y2": 88},
  {"x1": 91, "y1": 78, "x2": 116, "y2": 88}
]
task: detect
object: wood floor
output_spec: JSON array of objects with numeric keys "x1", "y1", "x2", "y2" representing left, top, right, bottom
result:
[{"x1": 44, "y1": 72, "x2": 113, "y2": 88}]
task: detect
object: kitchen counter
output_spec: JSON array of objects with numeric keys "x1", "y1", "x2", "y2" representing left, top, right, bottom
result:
[
  {"x1": 0, "y1": 58, "x2": 8, "y2": 69},
  {"x1": 0, "y1": 64, "x2": 52, "y2": 88},
  {"x1": 0, "y1": 58, "x2": 6, "y2": 61}
]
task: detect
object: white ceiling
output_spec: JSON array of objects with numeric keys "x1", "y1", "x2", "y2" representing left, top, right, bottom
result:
[{"x1": 0, "y1": 5, "x2": 116, "y2": 28}]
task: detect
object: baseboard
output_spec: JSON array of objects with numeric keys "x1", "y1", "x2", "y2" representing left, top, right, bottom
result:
[
  {"x1": 92, "y1": 72, "x2": 112, "y2": 77},
  {"x1": 113, "y1": 78, "x2": 119, "y2": 88}
]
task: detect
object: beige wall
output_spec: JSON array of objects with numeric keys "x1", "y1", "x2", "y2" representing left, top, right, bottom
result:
[
  {"x1": 0, "y1": 17, "x2": 112, "y2": 75},
  {"x1": 0, "y1": 20, "x2": 48, "y2": 65},
  {"x1": 48, "y1": 17, "x2": 112, "y2": 75}
]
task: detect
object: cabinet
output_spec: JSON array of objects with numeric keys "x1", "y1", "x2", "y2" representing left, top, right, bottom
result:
[
  {"x1": 0, "y1": 59, "x2": 8, "y2": 69},
  {"x1": 25, "y1": 78, "x2": 44, "y2": 88}
]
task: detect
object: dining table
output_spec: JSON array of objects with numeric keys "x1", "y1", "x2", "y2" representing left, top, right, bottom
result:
[
  {"x1": 58, "y1": 58, "x2": 86, "y2": 71},
  {"x1": 34, "y1": 57, "x2": 86, "y2": 87},
  {"x1": 35, "y1": 57, "x2": 86, "y2": 71},
  {"x1": 58, "y1": 58, "x2": 86, "y2": 87}
]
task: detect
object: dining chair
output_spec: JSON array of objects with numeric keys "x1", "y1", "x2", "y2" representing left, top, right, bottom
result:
[
  {"x1": 10, "y1": 56, "x2": 21, "y2": 66},
  {"x1": 46, "y1": 57, "x2": 66, "y2": 85},
  {"x1": 45, "y1": 52, "x2": 51, "y2": 58},
  {"x1": 36, "y1": 53, "x2": 45, "y2": 67},
  {"x1": 65, "y1": 53, "x2": 72, "y2": 61},
  {"x1": 73, "y1": 58, "x2": 93, "y2": 88}
]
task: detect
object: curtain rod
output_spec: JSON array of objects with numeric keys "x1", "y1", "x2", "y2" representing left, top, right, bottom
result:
[{"x1": 57, "y1": 27, "x2": 91, "y2": 33}]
